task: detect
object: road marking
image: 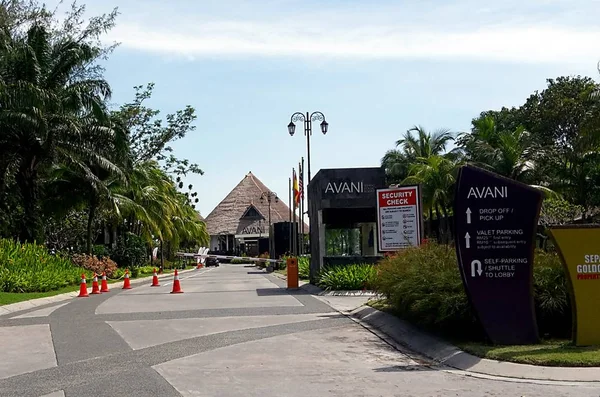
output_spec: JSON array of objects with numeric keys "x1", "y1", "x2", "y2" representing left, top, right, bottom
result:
[{"x1": 161, "y1": 267, "x2": 215, "y2": 287}]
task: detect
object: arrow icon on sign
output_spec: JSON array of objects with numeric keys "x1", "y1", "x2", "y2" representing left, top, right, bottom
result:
[
  {"x1": 465, "y1": 232, "x2": 471, "y2": 249},
  {"x1": 471, "y1": 260, "x2": 482, "y2": 277},
  {"x1": 466, "y1": 208, "x2": 472, "y2": 224}
]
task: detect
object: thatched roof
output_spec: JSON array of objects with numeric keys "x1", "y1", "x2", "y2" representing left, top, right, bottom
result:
[{"x1": 205, "y1": 172, "x2": 309, "y2": 235}]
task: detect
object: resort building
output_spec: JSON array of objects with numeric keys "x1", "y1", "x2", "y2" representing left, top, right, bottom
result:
[{"x1": 204, "y1": 172, "x2": 308, "y2": 257}]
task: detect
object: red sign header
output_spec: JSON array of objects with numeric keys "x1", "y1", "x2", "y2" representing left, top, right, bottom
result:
[{"x1": 378, "y1": 187, "x2": 418, "y2": 208}]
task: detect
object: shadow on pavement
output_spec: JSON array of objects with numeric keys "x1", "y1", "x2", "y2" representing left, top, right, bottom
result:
[
  {"x1": 255, "y1": 288, "x2": 307, "y2": 296},
  {"x1": 373, "y1": 364, "x2": 436, "y2": 372}
]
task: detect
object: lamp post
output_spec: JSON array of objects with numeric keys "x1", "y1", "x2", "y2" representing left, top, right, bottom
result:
[
  {"x1": 287, "y1": 111, "x2": 328, "y2": 184},
  {"x1": 260, "y1": 191, "x2": 278, "y2": 259}
]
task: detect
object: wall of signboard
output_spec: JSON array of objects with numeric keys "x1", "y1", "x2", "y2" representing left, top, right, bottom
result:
[{"x1": 376, "y1": 185, "x2": 423, "y2": 251}]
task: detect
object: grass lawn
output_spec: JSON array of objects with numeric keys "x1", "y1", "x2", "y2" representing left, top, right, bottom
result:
[
  {"x1": 458, "y1": 341, "x2": 600, "y2": 367},
  {"x1": 367, "y1": 299, "x2": 600, "y2": 367},
  {"x1": 0, "y1": 285, "x2": 82, "y2": 305}
]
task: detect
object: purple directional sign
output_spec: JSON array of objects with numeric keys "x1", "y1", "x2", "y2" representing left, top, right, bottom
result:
[{"x1": 454, "y1": 165, "x2": 542, "y2": 345}]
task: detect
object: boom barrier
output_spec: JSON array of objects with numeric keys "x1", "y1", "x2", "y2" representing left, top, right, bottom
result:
[{"x1": 176, "y1": 252, "x2": 285, "y2": 264}]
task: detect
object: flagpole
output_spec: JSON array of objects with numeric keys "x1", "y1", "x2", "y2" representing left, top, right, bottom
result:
[
  {"x1": 288, "y1": 177, "x2": 292, "y2": 254},
  {"x1": 292, "y1": 168, "x2": 297, "y2": 256},
  {"x1": 301, "y1": 157, "x2": 305, "y2": 255},
  {"x1": 298, "y1": 160, "x2": 303, "y2": 255}
]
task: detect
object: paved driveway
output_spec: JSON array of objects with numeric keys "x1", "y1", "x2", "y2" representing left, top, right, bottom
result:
[{"x1": 0, "y1": 264, "x2": 598, "y2": 396}]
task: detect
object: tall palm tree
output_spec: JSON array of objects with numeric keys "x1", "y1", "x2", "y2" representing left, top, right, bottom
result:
[
  {"x1": 115, "y1": 160, "x2": 208, "y2": 247},
  {"x1": 397, "y1": 125, "x2": 455, "y2": 159},
  {"x1": 382, "y1": 125, "x2": 456, "y2": 184},
  {"x1": 403, "y1": 155, "x2": 460, "y2": 242},
  {"x1": 0, "y1": 24, "x2": 113, "y2": 242}
]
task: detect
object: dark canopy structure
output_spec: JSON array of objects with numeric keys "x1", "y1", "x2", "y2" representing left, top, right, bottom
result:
[{"x1": 307, "y1": 167, "x2": 387, "y2": 282}]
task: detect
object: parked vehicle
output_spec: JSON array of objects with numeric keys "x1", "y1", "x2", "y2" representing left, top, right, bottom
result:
[{"x1": 205, "y1": 257, "x2": 220, "y2": 267}]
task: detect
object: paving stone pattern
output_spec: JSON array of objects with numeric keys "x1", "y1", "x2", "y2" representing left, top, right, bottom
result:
[{"x1": 0, "y1": 265, "x2": 598, "y2": 396}]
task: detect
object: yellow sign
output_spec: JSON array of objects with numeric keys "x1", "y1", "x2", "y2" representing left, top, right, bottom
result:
[{"x1": 549, "y1": 226, "x2": 600, "y2": 346}]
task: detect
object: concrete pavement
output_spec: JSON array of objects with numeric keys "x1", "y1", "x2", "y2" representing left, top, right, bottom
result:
[{"x1": 0, "y1": 264, "x2": 599, "y2": 396}]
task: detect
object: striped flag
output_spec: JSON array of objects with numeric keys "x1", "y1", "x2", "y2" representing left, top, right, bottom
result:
[
  {"x1": 299, "y1": 161, "x2": 304, "y2": 199},
  {"x1": 293, "y1": 168, "x2": 300, "y2": 205}
]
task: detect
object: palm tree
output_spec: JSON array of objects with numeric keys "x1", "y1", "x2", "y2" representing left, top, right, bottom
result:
[
  {"x1": 457, "y1": 116, "x2": 534, "y2": 181},
  {"x1": 381, "y1": 149, "x2": 409, "y2": 185},
  {"x1": 397, "y1": 125, "x2": 455, "y2": 159},
  {"x1": 114, "y1": 161, "x2": 208, "y2": 256},
  {"x1": 382, "y1": 125, "x2": 456, "y2": 184},
  {"x1": 403, "y1": 155, "x2": 460, "y2": 243},
  {"x1": 0, "y1": 24, "x2": 113, "y2": 242}
]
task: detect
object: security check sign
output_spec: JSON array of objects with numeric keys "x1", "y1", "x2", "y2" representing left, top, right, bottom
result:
[{"x1": 377, "y1": 186, "x2": 422, "y2": 251}]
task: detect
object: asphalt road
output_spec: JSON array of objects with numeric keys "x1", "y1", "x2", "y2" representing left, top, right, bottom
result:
[{"x1": 0, "y1": 264, "x2": 599, "y2": 397}]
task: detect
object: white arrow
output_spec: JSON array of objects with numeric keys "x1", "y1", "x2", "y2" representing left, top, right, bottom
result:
[
  {"x1": 471, "y1": 260, "x2": 482, "y2": 277},
  {"x1": 466, "y1": 208, "x2": 472, "y2": 224},
  {"x1": 465, "y1": 232, "x2": 471, "y2": 249}
]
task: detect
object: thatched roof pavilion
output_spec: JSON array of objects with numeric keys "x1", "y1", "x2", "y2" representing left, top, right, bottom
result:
[{"x1": 204, "y1": 172, "x2": 308, "y2": 255}]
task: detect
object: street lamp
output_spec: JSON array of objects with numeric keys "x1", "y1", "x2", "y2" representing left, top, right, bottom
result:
[
  {"x1": 260, "y1": 191, "x2": 278, "y2": 259},
  {"x1": 288, "y1": 111, "x2": 328, "y2": 183}
]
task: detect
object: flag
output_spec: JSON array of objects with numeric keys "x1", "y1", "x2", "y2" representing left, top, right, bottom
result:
[
  {"x1": 293, "y1": 168, "x2": 300, "y2": 206},
  {"x1": 299, "y1": 161, "x2": 304, "y2": 200}
]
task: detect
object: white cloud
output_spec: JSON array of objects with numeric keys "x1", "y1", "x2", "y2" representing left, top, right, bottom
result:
[
  {"x1": 105, "y1": 21, "x2": 599, "y2": 65},
  {"x1": 94, "y1": 0, "x2": 600, "y2": 65}
]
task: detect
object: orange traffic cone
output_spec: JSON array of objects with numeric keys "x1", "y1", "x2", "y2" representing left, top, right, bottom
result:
[
  {"x1": 151, "y1": 269, "x2": 160, "y2": 287},
  {"x1": 78, "y1": 274, "x2": 89, "y2": 297},
  {"x1": 196, "y1": 260, "x2": 203, "y2": 269},
  {"x1": 122, "y1": 270, "x2": 132, "y2": 289},
  {"x1": 100, "y1": 272, "x2": 110, "y2": 293},
  {"x1": 91, "y1": 273, "x2": 101, "y2": 294},
  {"x1": 171, "y1": 269, "x2": 183, "y2": 294}
]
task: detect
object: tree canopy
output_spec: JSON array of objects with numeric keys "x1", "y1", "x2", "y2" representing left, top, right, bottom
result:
[
  {"x1": 0, "y1": 0, "x2": 208, "y2": 257},
  {"x1": 382, "y1": 75, "x2": 600, "y2": 241}
]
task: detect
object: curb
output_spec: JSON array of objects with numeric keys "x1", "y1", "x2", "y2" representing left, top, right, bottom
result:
[
  {"x1": 0, "y1": 268, "x2": 198, "y2": 315},
  {"x1": 350, "y1": 306, "x2": 600, "y2": 383}
]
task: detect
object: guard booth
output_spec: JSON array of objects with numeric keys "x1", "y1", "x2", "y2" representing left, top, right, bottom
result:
[{"x1": 307, "y1": 167, "x2": 387, "y2": 283}]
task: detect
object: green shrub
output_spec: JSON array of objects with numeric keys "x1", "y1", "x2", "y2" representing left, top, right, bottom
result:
[
  {"x1": 71, "y1": 254, "x2": 118, "y2": 277},
  {"x1": 110, "y1": 232, "x2": 147, "y2": 269},
  {"x1": 534, "y1": 249, "x2": 571, "y2": 338},
  {"x1": 372, "y1": 242, "x2": 572, "y2": 341},
  {"x1": 0, "y1": 239, "x2": 85, "y2": 292},
  {"x1": 151, "y1": 258, "x2": 175, "y2": 269},
  {"x1": 92, "y1": 244, "x2": 108, "y2": 257},
  {"x1": 298, "y1": 256, "x2": 310, "y2": 279},
  {"x1": 138, "y1": 266, "x2": 158, "y2": 276},
  {"x1": 317, "y1": 264, "x2": 376, "y2": 290},
  {"x1": 111, "y1": 268, "x2": 125, "y2": 279},
  {"x1": 372, "y1": 242, "x2": 481, "y2": 339}
]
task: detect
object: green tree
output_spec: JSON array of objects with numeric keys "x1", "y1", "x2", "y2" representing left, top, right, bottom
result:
[
  {"x1": 403, "y1": 155, "x2": 460, "y2": 242},
  {"x1": 0, "y1": 24, "x2": 116, "y2": 242},
  {"x1": 113, "y1": 83, "x2": 202, "y2": 177},
  {"x1": 521, "y1": 76, "x2": 600, "y2": 217},
  {"x1": 457, "y1": 116, "x2": 534, "y2": 182},
  {"x1": 382, "y1": 125, "x2": 455, "y2": 184}
]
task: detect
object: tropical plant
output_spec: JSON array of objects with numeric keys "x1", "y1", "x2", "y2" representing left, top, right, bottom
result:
[
  {"x1": 109, "y1": 232, "x2": 147, "y2": 269},
  {"x1": 382, "y1": 125, "x2": 456, "y2": 184},
  {"x1": 71, "y1": 253, "x2": 118, "y2": 277},
  {"x1": 317, "y1": 264, "x2": 376, "y2": 291},
  {"x1": 403, "y1": 155, "x2": 459, "y2": 242},
  {"x1": 457, "y1": 116, "x2": 534, "y2": 182},
  {"x1": 0, "y1": 239, "x2": 85, "y2": 292},
  {"x1": 0, "y1": 23, "x2": 116, "y2": 242},
  {"x1": 372, "y1": 242, "x2": 571, "y2": 340}
]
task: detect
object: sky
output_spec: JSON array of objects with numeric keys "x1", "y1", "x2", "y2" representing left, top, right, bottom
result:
[{"x1": 50, "y1": 0, "x2": 600, "y2": 217}]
